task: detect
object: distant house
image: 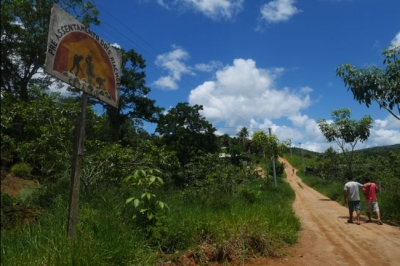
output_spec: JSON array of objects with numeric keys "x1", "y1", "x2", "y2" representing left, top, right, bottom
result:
[{"x1": 219, "y1": 153, "x2": 231, "y2": 158}]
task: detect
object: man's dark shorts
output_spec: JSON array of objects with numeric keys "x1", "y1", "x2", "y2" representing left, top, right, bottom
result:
[{"x1": 348, "y1": 200, "x2": 360, "y2": 212}]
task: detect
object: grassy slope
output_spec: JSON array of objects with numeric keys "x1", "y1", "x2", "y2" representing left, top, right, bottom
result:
[{"x1": 1, "y1": 171, "x2": 300, "y2": 265}]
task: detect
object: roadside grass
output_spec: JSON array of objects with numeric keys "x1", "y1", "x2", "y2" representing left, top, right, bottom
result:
[
  {"x1": 378, "y1": 193, "x2": 400, "y2": 223},
  {"x1": 1, "y1": 175, "x2": 300, "y2": 265},
  {"x1": 300, "y1": 174, "x2": 344, "y2": 203},
  {"x1": 284, "y1": 154, "x2": 400, "y2": 225},
  {"x1": 1, "y1": 192, "x2": 156, "y2": 266},
  {"x1": 163, "y1": 179, "x2": 300, "y2": 258}
]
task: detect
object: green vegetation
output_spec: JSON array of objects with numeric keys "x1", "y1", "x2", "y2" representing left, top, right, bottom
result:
[
  {"x1": 285, "y1": 146, "x2": 400, "y2": 224},
  {"x1": 1, "y1": 164, "x2": 300, "y2": 265},
  {"x1": 10, "y1": 163, "x2": 32, "y2": 178},
  {"x1": 1, "y1": 0, "x2": 399, "y2": 264},
  {"x1": 317, "y1": 108, "x2": 373, "y2": 174}
]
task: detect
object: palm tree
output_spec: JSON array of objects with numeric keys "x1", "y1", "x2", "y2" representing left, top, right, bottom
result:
[{"x1": 237, "y1": 127, "x2": 249, "y2": 152}]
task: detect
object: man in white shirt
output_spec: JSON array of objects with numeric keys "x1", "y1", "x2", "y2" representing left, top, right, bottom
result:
[{"x1": 344, "y1": 173, "x2": 364, "y2": 225}]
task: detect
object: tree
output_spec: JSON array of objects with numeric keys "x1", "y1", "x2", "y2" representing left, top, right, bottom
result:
[
  {"x1": 99, "y1": 49, "x2": 163, "y2": 141},
  {"x1": 336, "y1": 45, "x2": 400, "y2": 120},
  {"x1": 218, "y1": 134, "x2": 231, "y2": 149},
  {"x1": 252, "y1": 130, "x2": 279, "y2": 184},
  {"x1": 252, "y1": 131, "x2": 268, "y2": 159},
  {"x1": 280, "y1": 139, "x2": 292, "y2": 156},
  {"x1": 1, "y1": 0, "x2": 100, "y2": 102},
  {"x1": 317, "y1": 108, "x2": 373, "y2": 175},
  {"x1": 237, "y1": 127, "x2": 249, "y2": 152},
  {"x1": 155, "y1": 102, "x2": 218, "y2": 167},
  {"x1": 252, "y1": 131, "x2": 279, "y2": 158},
  {"x1": 315, "y1": 147, "x2": 341, "y2": 179},
  {"x1": 0, "y1": 89, "x2": 87, "y2": 176}
]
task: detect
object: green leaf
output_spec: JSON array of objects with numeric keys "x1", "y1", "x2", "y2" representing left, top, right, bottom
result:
[
  {"x1": 140, "y1": 169, "x2": 146, "y2": 177},
  {"x1": 123, "y1": 175, "x2": 132, "y2": 182},
  {"x1": 126, "y1": 197, "x2": 135, "y2": 204},
  {"x1": 133, "y1": 199, "x2": 140, "y2": 208}
]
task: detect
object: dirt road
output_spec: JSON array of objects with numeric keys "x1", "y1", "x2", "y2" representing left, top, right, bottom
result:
[{"x1": 248, "y1": 157, "x2": 400, "y2": 266}]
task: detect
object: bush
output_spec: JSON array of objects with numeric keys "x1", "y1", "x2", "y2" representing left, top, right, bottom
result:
[
  {"x1": 239, "y1": 186, "x2": 262, "y2": 204},
  {"x1": 11, "y1": 163, "x2": 32, "y2": 178},
  {"x1": 1, "y1": 193, "x2": 15, "y2": 228}
]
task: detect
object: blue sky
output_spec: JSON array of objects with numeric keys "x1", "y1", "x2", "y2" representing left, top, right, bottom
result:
[{"x1": 89, "y1": 0, "x2": 400, "y2": 152}]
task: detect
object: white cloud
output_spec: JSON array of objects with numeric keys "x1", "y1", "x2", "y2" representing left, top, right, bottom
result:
[
  {"x1": 194, "y1": 60, "x2": 223, "y2": 72},
  {"x1": 111, "y1": 43, "x2": 121, "y2": 49},
  {"x1": 153, "y1": 76, "x2": 179, "y2": 90},
  {"x1": 157, "y1": 0, "x2": 169, "y2": 9},
  {"x1": 157, "y1": 50, "x2": 399, "y2": 153},
  {"x1": 153, "y1": 45, "x2": 193, "y2": 90},
  {"x1": 362, "y1": 115, "x2": 400, "y2": 148},
  {"x1": 375, "y1": 115, "x2": 400, "y2": 129},
  {"x1": 189, "y1": 58, "x2": 312, "y2": 131},
  {"x1": 300, "y1": 86, "x2": 313, "y2": 94},
  {"x1": 260, "y1": 0, "x2": 301, "y2": 23},
  {"x1": 157, "y1": 0, "x2": 244, "y2": 19},
  {"x1": 391, "y1": 32, "x2": 400, "y2": 46},
  {"x1": 187, "y1": 58, "x2": 399, "y2": 153}
]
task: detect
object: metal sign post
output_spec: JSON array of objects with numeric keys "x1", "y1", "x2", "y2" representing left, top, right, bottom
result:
[
  {"x1": 66, "y1": 92, "x2": 87, "y2": 240},
  {"x1": 44, "y1": 4, "x2": 121, "y2": 240}
]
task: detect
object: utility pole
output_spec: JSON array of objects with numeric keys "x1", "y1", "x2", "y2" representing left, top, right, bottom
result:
[
  {"x1": 269, "y1": 128, "x2": 277, "y2": 187},
  {"x1": 299, "y1": 142, "x2": 304, "y2": 173},
  {"x1": 298, "y1": 142, "x2": 301, "y2": 156},
  {"x1": 302, "y1": 148, "x2": 304, "y2": 174}
]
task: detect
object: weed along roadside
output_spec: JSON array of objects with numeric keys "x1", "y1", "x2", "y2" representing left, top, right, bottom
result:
[
  {"x1": 2, "y1": 147, "x2": 399, "y2": 266},
  {"x1": 1, "y1": 155, "x2": 302, "y2": 265},
  {"x1": 2, "y1": 147, "x2": 400, "y2": 265}
]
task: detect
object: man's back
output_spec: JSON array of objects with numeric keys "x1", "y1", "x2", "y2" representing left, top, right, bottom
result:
[
  {"x1": 344, "y1": 181, "x2": 362, "y2": 201},
  {"x1": 364, "y1": 182, "x2": 378, "y2": 201}
]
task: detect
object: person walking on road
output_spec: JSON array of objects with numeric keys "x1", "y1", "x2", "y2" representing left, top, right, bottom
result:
[
  {"x1": 363, "y1": 177, "x2": 383, "y2": 225},
  {"x1": 344, "y1": 173, "x2": 364, "y2": 225}
]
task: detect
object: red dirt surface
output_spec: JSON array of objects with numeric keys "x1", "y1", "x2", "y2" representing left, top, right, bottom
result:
[
  {"x1": 246, "y1": 157, "x2": 400, "y2": 266},
  {"x1": 1, "y1": 174, "x2": 38, "y2": 198}
]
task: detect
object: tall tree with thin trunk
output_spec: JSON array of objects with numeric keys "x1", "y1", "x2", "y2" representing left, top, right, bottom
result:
[
  {"x1": 237, "y1": 127, "x2": 249, "y2": 152},
  {"x1": 317, "y1": 108, "x2": 373, "y2": 175}
]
